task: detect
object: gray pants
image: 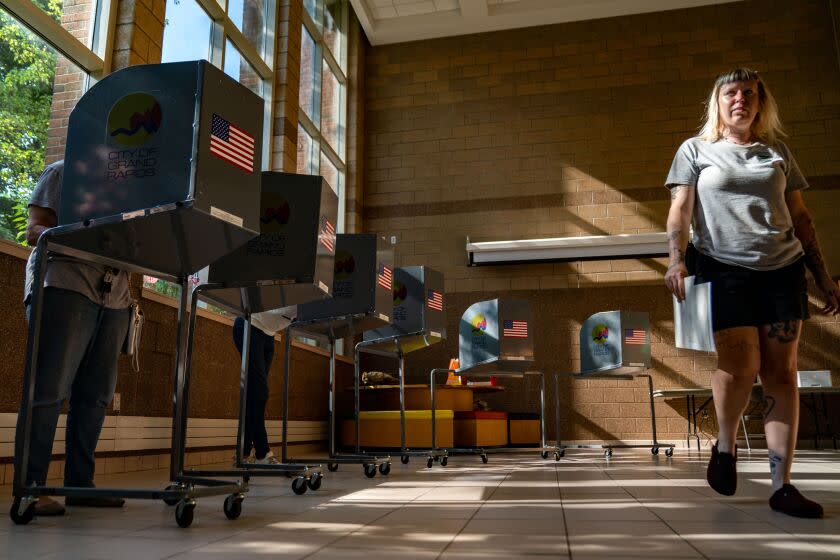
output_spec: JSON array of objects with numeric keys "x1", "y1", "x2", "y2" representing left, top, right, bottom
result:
[{"x1": 15, "y1": 288, "x2": 130, "y2": 487}]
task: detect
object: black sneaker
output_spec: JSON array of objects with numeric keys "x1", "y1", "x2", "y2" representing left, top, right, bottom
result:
[
  {"x1": 707, "y1": 442, "x2": 737, "y2": 496},
  {"x1": 770, "y1": 484, "x2": 824, "y2": 518}
]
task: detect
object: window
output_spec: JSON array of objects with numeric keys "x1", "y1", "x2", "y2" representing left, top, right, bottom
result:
[
  {"x1": 161, "y1": 0, "x2": 275, "y2": 166},
  {"x1": 0, "y1": 0, "x2": 110, "y2": 244},
  {"x1": 297, "y1": 0, "x2": 348, "y2": 231},
  {"x1": 157, "y1": 0, "x2": 277, "y2": 306},
  {"x1": 160, "y1": 0, "x2": 213, "y2": 63},
  {"x1": 296, "y1": 0, "x2": 348, "y2": 353}
]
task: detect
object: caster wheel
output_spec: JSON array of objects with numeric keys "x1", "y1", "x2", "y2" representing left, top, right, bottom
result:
[
  {"x1": 364, "y1": 464, "x2": 377, "y2": 478},
  {"x1": 401, "y1": 455, "x2": 410, "y2": 465},
  {"x1": 665, "y1": 448, "x2": 674, "y2": 457},
  {"x1": 554, "y1": 451, "x2": 562, "y2": 461},
  {"x1": 163, "y1": 484, "x2": 182, "y2": 506},
  {"x1": 426, "y1": 458, "x2": 433, "y2": 469},
  {"x1": 175, "y1": 500, "x2": 195, "y2": 528},
  {"x1": 604, "y1": 449, "x2": 613, "y2": 458},
  {"x1": 9, "y1": 498, "x2": 35, "y2": 525},
  {"x1": 651, "y1": 447, "x2": 659, "y2": 455},
  {"x1": 223, "y1": 494, "x2": 243, "y2": 520},
  {"x1": 541, "y1": 451, "x2": 549, "y2": 459},
  {"x1": 327, "y1": 463, "x2": 339, "y2": 472},
  {"x1": 441, "y1": 456, "x2": 448, "y2": 467},
  {"x1": 481, "y1": 454, "x2": 488, "y2": 464},
  {"x1": 307, "y1": 473, "x2": 322, "y2": 491},
  {"x1": 379, "y1": 463, "x2": 391, "y2": 476},
  {"x1": 292, "y1": 477, "x2": 308, "y2": 495}
]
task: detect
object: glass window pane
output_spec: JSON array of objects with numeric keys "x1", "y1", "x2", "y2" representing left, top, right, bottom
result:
[
  {"x1": 224, "y1": 39, "x2": 263, "y2": 96},
  {"x1": 297, "y1": 125, "x2": 317, "y2": 175},
  {"x1": 299, "y1": 26, "x2": 319, "y2": 124},
  {"x1": 304, "y1": 0, "x2": 318, "y2": 23},
  {"x1": 162, "y1": 0, "x2": 212, "y2": 63},
  {"x1": 319, "y1": 151, "x2": 339, "y2": 196},
  {"x1": 0, "y1": 9, "x2": 85, "y2": 243},
  {"x1": 321, "y1": 62, "x2": 342, "y2": 155},
  {"x1": 323, "y1": 0, "x2": 342, "y2": 65},
  {"x1": 30, "y1": 0, "x2": 99, "y2": 51},
  {"x1": 227, "y1": 0, "x2": 266, "y2": 58}
]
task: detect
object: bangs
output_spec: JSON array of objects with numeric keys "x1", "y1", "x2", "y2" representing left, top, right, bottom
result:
[{"x1": 715, "y1": 68, "x2": 760, "y2": 88}]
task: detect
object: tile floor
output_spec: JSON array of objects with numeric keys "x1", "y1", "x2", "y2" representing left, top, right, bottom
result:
[{"x1": 2, "y1": 447, "x2": 840, "y2": 559}]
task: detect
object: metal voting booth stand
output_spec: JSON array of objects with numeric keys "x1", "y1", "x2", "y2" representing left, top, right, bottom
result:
[
  {"x1": 180, "y1": 172, "x2": 338, "y2": 496},
  {"x1": 12, "y1": 61, "x2": 263, "y2": 528},
  {"x1": 281, "y1": 234, "x2": 394, "y2": 477},
  {"x1": 556, "y1": 311, "x2": 674, "y2": 458},
  {"x1": 355, "y1": 266, "x2": 446, "y2": 465},
  {"x1": 428, "y1": 299, "x2": 561, "y2": 467}
]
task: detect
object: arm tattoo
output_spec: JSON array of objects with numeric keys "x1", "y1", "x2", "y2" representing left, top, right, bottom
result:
[
  {"x1": 762, "y1": 395, "x2": 776, "y2": 417},
  {"x1": 768, "y1": 321, "x2": 798, "y2": 343},
  {"x1": 670, "y1": 186, "x2": 684, "y2": 200},
  {"x1": 667, "y1": 229, "x2": 685, "y2": 270},
  {"x1": 793, "y1": 212, "x2": 828, "y2": 278}
]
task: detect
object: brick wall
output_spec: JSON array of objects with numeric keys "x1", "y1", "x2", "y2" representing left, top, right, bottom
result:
[{"x1": 361, "y1": 0, "x2": 840, "y2": 443}]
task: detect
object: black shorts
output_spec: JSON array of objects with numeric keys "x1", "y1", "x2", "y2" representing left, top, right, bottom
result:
[{"x1": 694, "y1": 253, "x2": 810, "y2": 332}]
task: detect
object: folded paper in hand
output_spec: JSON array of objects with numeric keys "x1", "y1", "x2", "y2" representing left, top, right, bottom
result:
[{"x1": 673, "y1": 275, "x2": 715, "y2": 352}]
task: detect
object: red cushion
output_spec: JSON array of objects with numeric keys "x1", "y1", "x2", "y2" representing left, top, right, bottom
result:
[{"x1": 454, "y1": 411, "x2": 508, "y2": 420}]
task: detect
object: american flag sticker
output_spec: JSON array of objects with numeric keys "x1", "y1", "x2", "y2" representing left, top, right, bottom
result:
[
  {"x1": 319, "y1": 216, "x2": 335, "y2": 253},
  {"x1": 377, "y1": 263, "x2": 392, "y2": 290},
  {"x1": 209, "y1": 113, "x2": 255, "y2": 173},
  {"x1": 503, "y1": 319, "x2": 528, "y2": 338},
  {"x1": 427, "y1": 289, "x2": 443, "y2": 311},
  {"x1": 624, "y1": 328, "x2": 647, "y2": 345}
]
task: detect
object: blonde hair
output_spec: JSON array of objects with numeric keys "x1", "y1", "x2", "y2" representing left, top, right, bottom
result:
[{"x1": 697, "y1": 68, "x2": 785, "y2": 144}]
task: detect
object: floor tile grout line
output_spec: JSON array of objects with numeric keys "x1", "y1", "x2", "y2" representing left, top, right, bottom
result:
[
  {"x1": 434, "y1": 464, "x2": 514, "y2": 560},
  {"x1": 602, "y1": 460, "x2": 711, "y2": 560},
  {"x1": 556, "y1": 457, "x2": 574, "y2": 560},
  {"x1": 299, "y1": 466, "x2": 468, "y2": 559}
]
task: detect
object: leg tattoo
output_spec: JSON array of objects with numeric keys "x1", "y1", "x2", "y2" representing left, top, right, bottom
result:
[
  {"x1": 762, "y1": 395, "x2": 776, "y2": 418},
  {"x1": 767, "y1": 321, "x2": 798, "y2": 343},
  {"x1": 769, "y1": 451, "x2": 785, "y2": 491}
]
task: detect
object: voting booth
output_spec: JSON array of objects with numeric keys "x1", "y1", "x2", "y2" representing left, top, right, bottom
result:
[
  {"x1": 15, "y1": 60, "x2": 264, "y2": 528},
  {"x1": 198, "y1": 172, "x2": 338, "y2": 315},
  {"x1": 555, "y1": 310, "x2": 674, "y2": 458},
  {"x1": 58, "y1": 60, "x2": 262, "y2": 276}
]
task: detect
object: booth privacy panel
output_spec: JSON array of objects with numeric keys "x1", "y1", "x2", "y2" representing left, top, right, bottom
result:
[
  {"x1": 363, "y1": 266, "x2": 446, "y2": 353},
  {"x1": 199, "y1": 172, "x2": 338, "y2": 314},
  {"x1": 56, "y1": 60, "x2": 263, "y2": 276},
  {"x1": 295, "y1": 234, "x2": 394, "y2": 336},
  {"x1": 458, "y1": 299, "x2": 534, "y2": 371},
  {"x1": 578, "y1": 310, "x2": 651, "y2": 376}
]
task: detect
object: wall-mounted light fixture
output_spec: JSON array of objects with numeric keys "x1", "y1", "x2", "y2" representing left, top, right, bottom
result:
[{"x1": 466, "y1": 233, "x2": 668, "y2": 266}]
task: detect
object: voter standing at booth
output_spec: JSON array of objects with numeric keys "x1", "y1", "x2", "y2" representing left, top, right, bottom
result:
[
  {"x1": 15, "y1": 161, "x2": 131, "y2": 516},
  {"x1": 664, "y1": 68, "x2": 840, "y2": 518},
  {"x1": 232, "y1": 309, "x2": 295, "y2": 465}
]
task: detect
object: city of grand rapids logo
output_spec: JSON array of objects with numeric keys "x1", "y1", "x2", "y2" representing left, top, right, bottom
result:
[
  {"x1": 591, "y1": 323, "x2": 610, "y2": 356},
  {"x1": 471, "y1": 314, "x2": 487, "y2": 336},
  {"x1": 108, "y1": 92, "x2": 162, "y2": 147}
]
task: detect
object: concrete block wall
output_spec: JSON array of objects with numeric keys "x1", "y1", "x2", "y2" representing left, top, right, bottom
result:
[{"x1": 360, "y1": 0, "x2": 840, "y2": 444}]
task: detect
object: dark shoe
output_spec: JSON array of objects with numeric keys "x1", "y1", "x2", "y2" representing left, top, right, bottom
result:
[
  {"x1": 34, "y1": 497, "x2": 66, "y2": 516},
  {"x1": 707, "y1": 442, "x2": 737, "y2": 496},
  {"x1": 65, "y1": 495, "x2": 125, "y2": 508},
  {"x1": 770, "y1": 484, "x2": 824, "y2": 518}
]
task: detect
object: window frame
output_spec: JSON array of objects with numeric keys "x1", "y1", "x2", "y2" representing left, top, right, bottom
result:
[
  {"x1": 193, "y1": 0, "x2": 278, "y2": 171},
  {"x1": 0, "y1": 0, "x2": 118, "y2": 81},
  {"x1": 298, "y1": 0, "x2": 348, "y2": 232}
]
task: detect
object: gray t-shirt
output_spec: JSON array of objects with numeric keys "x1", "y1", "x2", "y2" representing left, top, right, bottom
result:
[
  {"x1": 665, "y1": 137, "x2": 807, "y2": 271},
  {"x1": 24, "y1": 161, "x2": 131, "y2": 308}
]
